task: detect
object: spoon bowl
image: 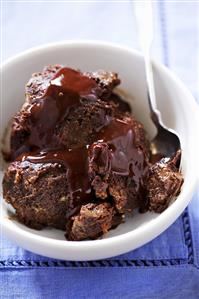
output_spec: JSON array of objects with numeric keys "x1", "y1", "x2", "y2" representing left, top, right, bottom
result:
[{"x1": 135, "y1": 1, "x2": 181, "y2": 160}]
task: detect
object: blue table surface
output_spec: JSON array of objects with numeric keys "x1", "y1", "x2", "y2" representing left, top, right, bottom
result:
[{"x1": 1, "y1": 1, "x2": 199, "y2": 298}]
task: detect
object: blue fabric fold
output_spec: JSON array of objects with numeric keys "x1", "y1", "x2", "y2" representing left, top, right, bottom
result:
[{"x1": 0, "y1": 214, "x2": 188, "y2": 263}]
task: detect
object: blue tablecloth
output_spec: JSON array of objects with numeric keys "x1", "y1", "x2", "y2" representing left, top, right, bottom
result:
[{"x1": 1, "y1": 1, "x2": 199, "y2": 298}]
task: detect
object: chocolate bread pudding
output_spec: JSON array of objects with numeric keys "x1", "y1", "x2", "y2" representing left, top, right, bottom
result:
[{"x1": 2, "y1": 65, "x2": 183, "y2": 241}]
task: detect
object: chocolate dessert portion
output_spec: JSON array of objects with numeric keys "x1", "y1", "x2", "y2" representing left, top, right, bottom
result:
[
  {"x1": 10, "y1": 66, "x2": 132, "y2": 161},
  {"x1": 2, "y1": 65, "x2": 183, "y2": 241},
  {"x1": 146, "y1": 151, "x2": 183, "y2": 213},
  {"x1": 3, "y1": 161, "x2": 69, "y2": 230},
  {"x1": 67, "y1": 203, "x2": 122, "y2": 241}
]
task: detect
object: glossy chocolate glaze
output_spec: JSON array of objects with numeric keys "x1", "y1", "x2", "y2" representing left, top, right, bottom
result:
[
  {"x1": 16, "y1": 68, "x2": 101, "y2": 155},
  {"x1": 21, "y1": 118, "x2": 148, "y2": 201},
  {"x1": 20, "y1": 147, "x2": 91, "y2": 205},
  {"x1": 96, "y1": 118, "x2": 148, "y2": 192},
  {"x1": 17, "y1": 67, "x2": 148, "y2": 202}
]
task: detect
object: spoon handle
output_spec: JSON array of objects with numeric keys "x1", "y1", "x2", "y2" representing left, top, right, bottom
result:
[{"x1": 134, "y1": 1, "x2": 160, "y2": 122}]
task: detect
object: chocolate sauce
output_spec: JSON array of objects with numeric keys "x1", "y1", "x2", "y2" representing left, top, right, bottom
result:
[
  {"x1": 96, "y1": 118, "x2": 148, "y2": 192},
  {"x1": 21, "y1": 68, "x2": 100, "y2": 153},
  {"x1": 24, "y1": 117, "x2": 146, "y2": 195},
  {"x1": 21, "y1": 147, "x2": 91, "y2": 202}
]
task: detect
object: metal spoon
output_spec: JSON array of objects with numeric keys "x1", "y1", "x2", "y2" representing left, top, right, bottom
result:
[{"x1": 134, "y1": 1, "x2": 181, "y2": 159}]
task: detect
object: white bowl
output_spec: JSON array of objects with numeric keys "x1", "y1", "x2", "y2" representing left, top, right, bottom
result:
[{"x1": 1, "y1": 41, "x2": 199, "y2": 261}]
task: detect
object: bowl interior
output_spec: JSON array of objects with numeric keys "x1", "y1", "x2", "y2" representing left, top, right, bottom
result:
[{"x1": 0, "y1": 42, "x2": 197, "y2": 242}]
